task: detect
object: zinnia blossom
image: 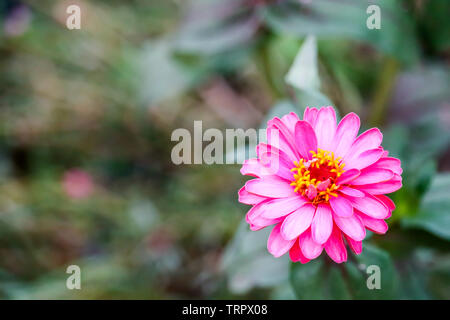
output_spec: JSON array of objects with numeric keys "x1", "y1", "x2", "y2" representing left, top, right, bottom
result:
[{"x1": 238, "y1": 106, "x2": 402, "y2": 263}]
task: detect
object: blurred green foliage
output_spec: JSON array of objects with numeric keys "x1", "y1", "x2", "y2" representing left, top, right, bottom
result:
[{"x1": 0, "y1": 0, "x2": 449, "y2": 299}]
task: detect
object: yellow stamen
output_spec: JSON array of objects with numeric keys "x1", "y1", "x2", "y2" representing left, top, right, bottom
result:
[{"x1": 290, "y1": 148, "x2": 345, "y2": 205}]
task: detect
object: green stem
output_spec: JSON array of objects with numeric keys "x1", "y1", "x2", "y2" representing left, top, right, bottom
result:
[
  {"x1": 258, "y1": 40, "x2": 282, "y2": 100},
  {"x1": 369, "y1": 57, "x2": 399, "y2": 126}
]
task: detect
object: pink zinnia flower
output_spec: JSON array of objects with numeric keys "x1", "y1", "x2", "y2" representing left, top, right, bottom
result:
[{"x1": 238, "y1": 106, "x2": 402, "y2": 263}]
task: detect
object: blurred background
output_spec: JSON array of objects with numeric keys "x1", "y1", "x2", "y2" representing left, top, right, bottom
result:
[{"x1": 0, "y1": 0, "x2": 449, "y2": 299}]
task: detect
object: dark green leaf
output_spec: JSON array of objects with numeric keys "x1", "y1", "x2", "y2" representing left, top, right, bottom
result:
[
  {"x1": 402, "y1": 173, "x2": 450, "y2": 241},
  {"x1": 290, "y1": 258, "x2": 326, "y2": 299},
  {"x1": 290, "y1": 245, "x2": 398, "y2": 299},
  {"x1": 346, "y1": 245, "x2": 398, "y2": 299},
  {"x1": 327, "y1": 267, "x2": 351, "y2": 299}
]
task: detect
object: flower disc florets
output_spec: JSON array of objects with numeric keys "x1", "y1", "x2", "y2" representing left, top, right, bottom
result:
[{"x1": 291, "y1": 149, "x2": 345, "y2": 204}]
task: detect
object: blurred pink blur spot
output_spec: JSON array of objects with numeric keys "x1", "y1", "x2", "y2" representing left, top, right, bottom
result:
[{"x1": 62, "y1": 169, "x2": 94, "y2": 199}]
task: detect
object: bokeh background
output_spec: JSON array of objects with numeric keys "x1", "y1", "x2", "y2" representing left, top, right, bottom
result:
[{"x1": 0, "y1": 0, "x2": 449, "y2": 299}]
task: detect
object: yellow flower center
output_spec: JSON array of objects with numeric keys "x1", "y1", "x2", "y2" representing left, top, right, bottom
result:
[{"x1": 290, "y1": 149, "x2": 345, "y2": 204}]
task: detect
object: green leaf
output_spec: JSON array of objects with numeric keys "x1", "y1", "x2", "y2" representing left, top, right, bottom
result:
[
  {"x1": 290, "y1": 258, "x2": 326, "y2": 299},
  {"x1": 174, "y1": 0, "x2": 256, "y2": 56},
  {"x1": 290, "y1": 244, "x2": 398, "y2": 299},
  {"x1": 138, "y1": 40, "x2": 198, "y2": 105},
  {"x1": 262, "y1": 0, "x2": 419, "y2": 65},
  {"x1": 428, "y1": 254, "x2": 450, "y2": 299},
  {"x1": 221, "y1": 220, "x2": 290, "y2": 294},
  {"x1": 400, "y1": 264, "x2": 431, "y2": 300},
  {"x1": 285, "y1": 35, "x2": 320, "y2": 92},
  {"x1": 327, "y1": 267, "x2": 351, "y2": 299},
  {"x1": 346, "y1": 245, "x2": 399, "y2": 299},
  {"x1": 283, "y1": 34, "x2": 336, "y2": 114},
  {"x1": 264, "y1": 34, "x2": 302, "y2": 95},
  {"x1": 270, "y1": 281, "x2": 296, "y2": 300},
  {"x1": 420, "y1": 1, "x2": 450, "y2": 54},
  {"x1": 381, "y1": 125, "x2": 409, "y2": 159},
  {"x1": 402, "y1": 173, "x2": 450, "y2": 241},
  {"x1": 397, "y1": 249, "x2": 433, "y2": 299}
]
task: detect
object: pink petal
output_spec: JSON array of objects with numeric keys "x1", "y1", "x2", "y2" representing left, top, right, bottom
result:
[
  {"x1": 311, "y1": 204, "x2": 333, "y2": 244},
  {"x1": 356, "y1": 176, "x2": 402, "y2": 195},
  {"x1": 259, "y1": 196, "x2": 307, "y2": 219},
  {"x1": 259, "y1": 148, "x2": 294, "y2": 181},
  {"x1": 324, "y1": 226, "x2": 347, "y2": 263},
  {"x1": 280, "y1": 203, "x2": 316, "y2": 240},
  {"x1": 329, "y1": 196, "x2": 354, "y2": 217},
  {"x1": 339, "y1": 186, "x2": 365, "y2": 197},
  {"x1": 249, "y1": 224, "x2": 264, "y2": 231},
  {"x1": 357, "y1": 211, "x2": 389, "y2": 234},
  {"x1": 352, "y1": 168, "x2": 394, "y2": 185},
  {"x1": 246, "y1": 199, "x2": 284, "y2": 229},
  {"x1": 248, "y1": 206, "x2": 284, "y2": 231},
  {"x1": 336, "y1": 168, "x2": 360, "y2": 184},
  {"x1": 256, "y1": 143, "x2": 274, "y2": 158},
  {"x1": 305, "y1": 184, "x2": 317, "y2": 200},
  {"x1": 249, "y1": 217, "x2": 281, "y2": 231},
  {"x1": 344, "y1": 128, "x2": 383, "y2": 160},
  {"x1": 250, "y1": 218, "x2": 283, "y2": 231},
  {"x1": 344, "y1": 148, "x2": 384, "y2": 170},
  {"x1": 281, "y1": 112, "x2": 300, "y2": 133},
  {"x1": 299, "y1": 229, "x2": 323, "y2": 259},
  {"x1": 367, "y1": 157, "x2": 402, "y2": 175},
  {"x1": 313, "y1": 106, "x2": 337, "y2": 151},
  {"x1": 267, "y1": 223, "x2": 296, "y2": 258},
  {"x1": 267, "y1": 117, "x2": 300, "y2": 159},
  {"x1": 345, "y1": 235, "x2": 362, "y2": 255},
  {"x1": 375, "y1": 195, "x2": 396, "y2": 211},
  {"x1": 289, "y1": 239, "x2": 310, "y2": 263},
  {"x1": 317, "y1": 179, "x2": 330, "y2": 191},
  {"x1": 245, "y1": 176, "x2": 296, "y2": 198},
  {"x1": 245, "y1": 200, "x2": 270, "y2": 223},
  {"x1": 260, "y1": 155, "x2": 293, "y2": 181},
  {"x1": 331, "y1": 112, "x2": 360, "y2": 158},
  {"x1": 294, "y1": 120, "x2": 318, "y2": 160},
  {"x1": 238, "y1": 186, "x2": 267, "y2": 205},
  {"x1": 347, "y1": 194, "x2": 389, "y2": 219},
  {"x1": 303, "y1": 107, "x2": 318, "y2": 127},
  {"x1": 257, "y1": 142, "x2": 292, "y2": 161},
  {"x1": 385, "y1": 210, "x2": 392, "y2": 219},
  {"x1": 266, "y1": 128, "x2": 297, "y2": 163},
  {"x1": 240, "y1": 158, "x2": 273, "y2": 177},
  {"x1": 333, "y1": 212, "x2": 366, "y2": 241}
]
